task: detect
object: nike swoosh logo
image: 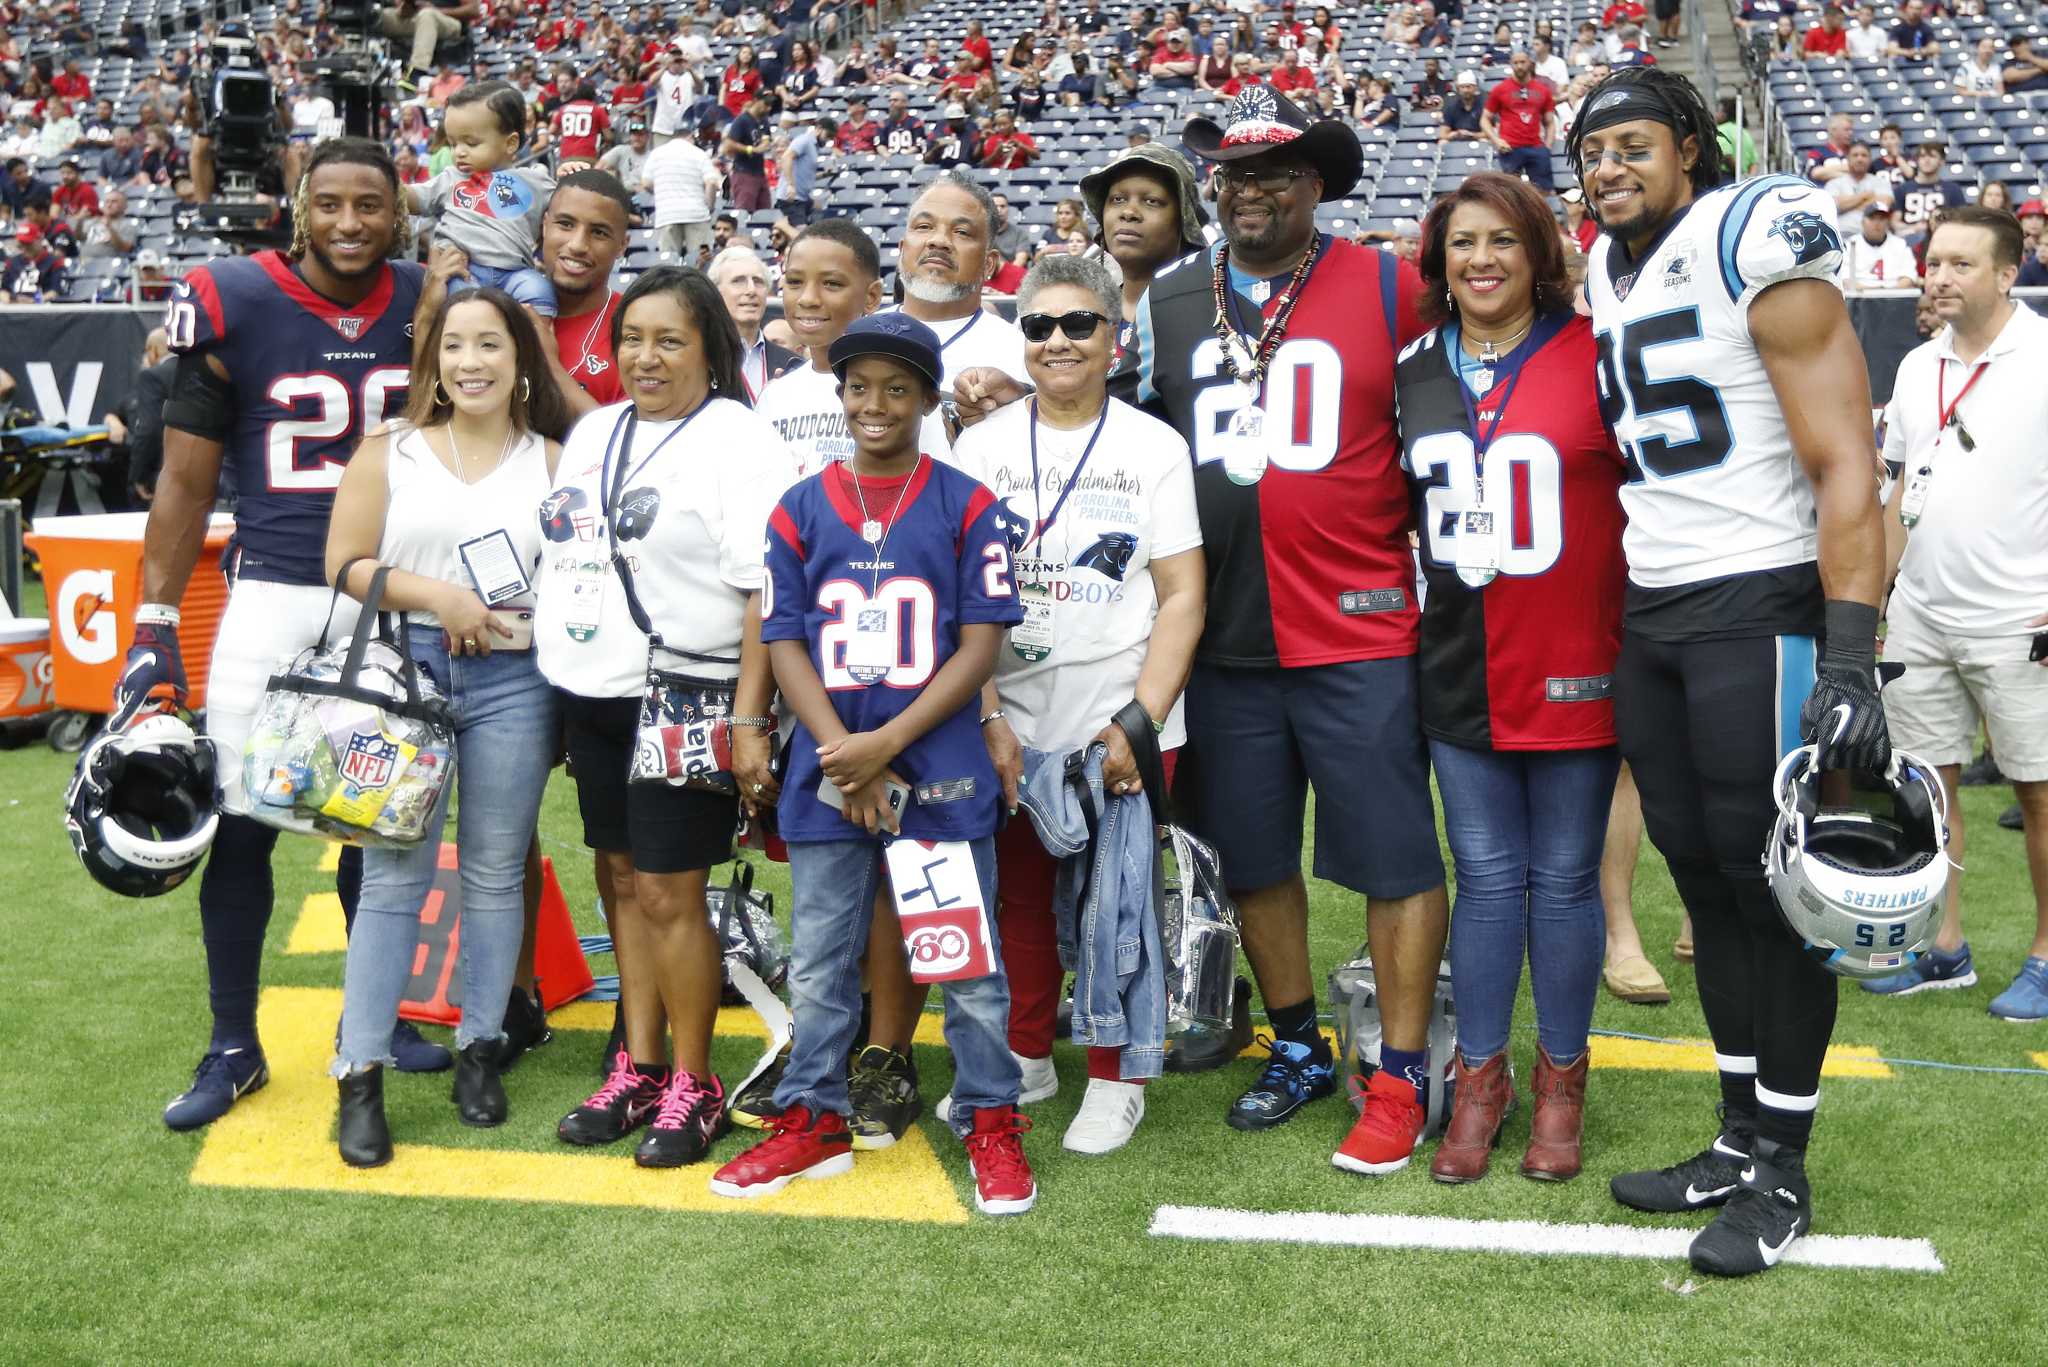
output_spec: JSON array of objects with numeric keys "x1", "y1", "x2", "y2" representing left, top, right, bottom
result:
[
  {"x1": 626, "y1": 1099, "x2": 656, "y2": 1122},
  {"x1": 122, "y1": 651, "x2": 158, "y2": 680},
  {"x1": 1758, "y1": 1229, "x2": 1798, "y2": 1264},
  {"x1": 1712, "y1": 1140, "x2": 1747, "y2": 1160},
  {"x1": 1828, "y1": 704, "x2": 1853, "y2": 745},
  {"x1": 1776, "y1": 189, "x2": 1808, "y2": 203},
  {"x1": 1740, "y1": 1166, "x2": 1757, "y2": 1184},
  {"x1": 1686, "y1": 1183, "x2": 1736, "y2": 1205}
]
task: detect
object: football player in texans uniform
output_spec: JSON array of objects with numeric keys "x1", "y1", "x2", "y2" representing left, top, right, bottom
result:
[
  {"x1": 112, "y1": 139, "x2": 449, "y2": 1131},
  {"x1": 1573, "y1": 68, "x2": 1892, "y2": 1275}
]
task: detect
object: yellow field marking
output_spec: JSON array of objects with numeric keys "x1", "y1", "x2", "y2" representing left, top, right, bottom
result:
[
  {"x1": 2031, "y1": 1052, "x2": 2048, "y2": 1073},
  {"x1": 1591, "y1": 1035, "x2": 1895, "y2": 1080},
  {"x1": 189, "y1": 987, "x2": 970, "y2": 1224},
  {"x1": 551, "y1": 998, "x2": 954, "y2": 1049},
  {"x1": 317, "y1": 842, "x2": 341, "y2": 873},
  {"x1": 1237, "y1": 1029, "x2": 1339, "y2": 1060},
  {"x1": 283, "y1": 893, "x2": 348, "y2": 955}
]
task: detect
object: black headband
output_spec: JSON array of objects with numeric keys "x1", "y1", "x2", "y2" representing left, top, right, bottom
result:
[{"x1": 1573, "y1": 83, "x2": 1681, "y2": 142}]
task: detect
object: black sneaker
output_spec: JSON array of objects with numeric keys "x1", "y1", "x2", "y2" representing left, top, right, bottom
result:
[
  {"x1": 558, "y1": 1050, "x2": 664, "y2": 1146},
  {"x1": 1225, "y1": 1035, "x2": 1335, "y2": 1131},
  {"x1": 847, "y1": 1045, "x2": 921, "y2": 1150},
  {"x1": 499, "y1": 984, "x2": 551, "y2": 1072},
  {"x1": 2001, "y1": 804, "x2": 2024, "y2": 831},
  {"x1": 392, "y1": 1019, "x2": 452, "y2": 1073},
  {"x1": 1960, "y1": 751, "x2": 2005, "y2": 786},
  {"x1": 731, "y1": 1046, "x2": 791, "y2": 1130},
  {"x1": 1688, "y1": 1139, "x2": 1813, "y2": 1276},
  {"x1": 635, "y1": 1070, "x2": 728, "y2": 1168},
  {"x1": 1610, "y1": 1122, "x2": 1750, "y2": 1213}
]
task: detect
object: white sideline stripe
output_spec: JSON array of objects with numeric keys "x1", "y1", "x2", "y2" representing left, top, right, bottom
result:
[{"x1": 1147, "y1": 1206, "x2": 1944, "y2": 1274}]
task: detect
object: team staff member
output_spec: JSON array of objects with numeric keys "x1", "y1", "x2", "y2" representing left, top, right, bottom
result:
[
  {"x1": 324, "y1": 290, "x2": 571, "y2": 1166},
  {"x1": 1868, "y1": 207, "x2": 2048, "y2": 1019},
  {"x1": 114, "y1": 139, "x2": 448, "y2": 1132},
  {"x1": 534, "y1": 267, "x2": 791, "y2": 1168},
  {"x1": 958, "y1": 254, "x2": 1206, "y2": 1156},
  {"x1": 1573, "y1": 68, "x2": 1891, "y2": 1276},
  {"x1": 1396, "y1": 174, "x2": 1627, "y2": 1184}
]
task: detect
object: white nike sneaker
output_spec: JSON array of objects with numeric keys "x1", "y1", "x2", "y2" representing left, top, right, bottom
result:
[
  {"x1": 936, "y1": 1051, "x2": 1057, "y2": 1124},
  {"x1": 1062, "y1": 1078, "x2": 1146, "y2": 1154}
]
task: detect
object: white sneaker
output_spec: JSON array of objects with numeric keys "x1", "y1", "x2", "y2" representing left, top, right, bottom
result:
[
  {"x1": 937, "y1": 1051, "x2": 1058, "y2": 1124},
  {"x1": 1062, "y1": 1078, "x2": 1145, "y2": 1154}
]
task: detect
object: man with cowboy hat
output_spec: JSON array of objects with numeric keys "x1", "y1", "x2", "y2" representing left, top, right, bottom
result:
[{"x1": 960, "y1": 87, "x2": 1450, "y2": 1169}]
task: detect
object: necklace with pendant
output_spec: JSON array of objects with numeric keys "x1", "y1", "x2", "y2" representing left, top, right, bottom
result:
[
  {"x1": 1210, "y1": 235, "x2": 1323, "y2": 398},
  {"x1": 1464, "y1": 318, "x2": 1532, "y2": 396}
]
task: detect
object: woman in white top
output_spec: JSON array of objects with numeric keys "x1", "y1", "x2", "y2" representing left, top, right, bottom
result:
[
  {"x1": 955, "y1": 254, "x2": 1206, "y2": 1155},
  {"x1": 324, "y1": 289, "x2": 573, "y2": 1167},
  {"x1": 1956, "y1": 36, "x2": 2006, "y2": 97},
  {"x1": 533, "y1": 266, "x2": 790, "y2": 1168}
]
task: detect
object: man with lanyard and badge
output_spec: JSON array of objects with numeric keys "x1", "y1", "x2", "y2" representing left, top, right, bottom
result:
[
  {"x1": 959, "y1": 88, "x2": 1452, "y2": 1167},
  {"x1": 1571, "y1": 67, "x2": 1893, "y2": 1276},
  {"x1": 1872, "y1": 205, "x2": 2048, "y2": 1020}
]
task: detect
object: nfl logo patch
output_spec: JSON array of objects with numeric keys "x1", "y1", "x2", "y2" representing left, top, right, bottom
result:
[
  {"x1": 341, "y1": 731, "x2": 399, "y2": 789},
  {"x1": 333, "y1": 315, "x2": 365, "y2": 340}
]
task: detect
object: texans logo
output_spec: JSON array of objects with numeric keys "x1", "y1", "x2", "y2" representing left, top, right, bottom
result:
[
  {"x1": 1767, "y1": 209, "x2": 1841, "y2": 266},
  {"x1": 540, "y1": 486, "x2": 587, "y2": 542},
  {"x1": 1073, "y1": 532, "x2": 1138, "y2": 581},
  {"x1": 991, "y1": 502, "x2": 1033, "y2": 553}
]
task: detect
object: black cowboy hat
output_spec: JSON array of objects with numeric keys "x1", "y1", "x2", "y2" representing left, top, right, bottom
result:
[{"x1": 1180, "y1": 86, "x2": 1363, "y2": 202}]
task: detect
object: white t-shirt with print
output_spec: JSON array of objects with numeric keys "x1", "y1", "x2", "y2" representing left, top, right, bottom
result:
[
  {"x1": 873, "y1": 303, "x2": 1027, "y2": 466},
  {"x1": 755, "y1": 361, "x2": 855, "y2": 479},
  {"x1": 534, "y1": 397, "x2": 795, "y2": 698},
  {"x1": 952, "y1": 396, "x2": 1203, "y2": 753}
]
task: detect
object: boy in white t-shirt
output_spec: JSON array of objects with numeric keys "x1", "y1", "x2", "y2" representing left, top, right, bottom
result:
[{"x1": 755, "y1": 219, "x2": 885, "y2": 479}]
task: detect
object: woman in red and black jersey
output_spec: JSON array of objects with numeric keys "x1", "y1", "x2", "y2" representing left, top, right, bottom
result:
[{"x1": 1395, "y1": 173, "x2": 1628, "y2": 1185}]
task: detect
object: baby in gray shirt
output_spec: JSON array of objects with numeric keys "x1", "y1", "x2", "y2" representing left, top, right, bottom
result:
[{"x1": 406, "y1": 81, "x2": 557, "y2": 315}]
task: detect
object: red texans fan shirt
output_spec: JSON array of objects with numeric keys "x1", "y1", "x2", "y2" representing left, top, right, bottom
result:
[
  {"x1": 551, "y1": 98, "x2": 610, "y2": 160},
  {"x1": 1484, "y1": 77, "x2": 1554, "y2": 149},
  {"x1": 1395, "y1": 313, "x2": 1626, "y2": 749},
  {"x1": 1134, "y1": 234, "x2": 1427, "y2": 668},
  {"x1": 553, "y1": 291, "x2": 622, "y2": 405}
]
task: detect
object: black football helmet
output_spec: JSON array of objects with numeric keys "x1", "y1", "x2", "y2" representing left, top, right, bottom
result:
[{"x1": 65, "y1": 712, "x2": 220, "y2": 897}]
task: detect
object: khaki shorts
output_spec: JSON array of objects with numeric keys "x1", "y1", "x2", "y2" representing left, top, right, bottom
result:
[{"x1": 1883, "y1": 597, "x2": 2048, "y2": 781}]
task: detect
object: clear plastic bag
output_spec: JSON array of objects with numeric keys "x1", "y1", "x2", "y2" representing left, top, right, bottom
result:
[
  {"x1": 1329, "y1": 951, "x2": 1460, "y2": 1138},
  {"x1": 707, "y1": 861, "x2": 788, "y2": 1002},
  {"x1": 1160, "y1": 825, "x2": 1242, "y2": 1044}
]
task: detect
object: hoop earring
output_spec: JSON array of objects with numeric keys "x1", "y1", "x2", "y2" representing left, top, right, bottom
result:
[
  {"x1": 520, "y1": 376, "x2": 531, "y2": 402},
  {"x1": 1445, "y1": 288, "x2": 1455, "y2": 310},
  {"x1": 433, "y1": 380, "x2": 450, "y2": 406}
]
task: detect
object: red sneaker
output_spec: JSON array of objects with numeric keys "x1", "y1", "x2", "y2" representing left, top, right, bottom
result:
[
  {"x1": 708, "y1": 1104, "x2": 854, "y2": 1199},
  {"x1": 1331, "y1": 1069, "x2": 1426, "y2": 1176},
  {"x1": 964, "y1": 1105, "x2": 1037, "y2": 1215}
]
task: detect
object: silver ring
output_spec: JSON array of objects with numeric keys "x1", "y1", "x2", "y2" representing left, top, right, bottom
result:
[{"x1": 752, "y1": 782, "x2": 765, "y2": 795}]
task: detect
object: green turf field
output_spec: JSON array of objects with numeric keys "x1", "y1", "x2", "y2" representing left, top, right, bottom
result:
[{"x1": 4, "y1": 691, "x2": 2046, "y2": 1363}]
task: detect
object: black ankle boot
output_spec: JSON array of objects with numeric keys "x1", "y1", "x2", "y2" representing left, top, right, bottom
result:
[
  {"x1": 337, "y1": 1068, "x2": 392, "y2": 1168},
  {"x1": 453, "y1": 1040, "x2": 507, "y2": 1128},
  {"x1": 500, "y1": 983, "x2": 551, "y2": 1072}
]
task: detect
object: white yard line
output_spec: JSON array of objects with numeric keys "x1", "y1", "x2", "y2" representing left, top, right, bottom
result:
[{"x1": 1148, "y1": 1205, "x2": 1944, "y2": 1273}]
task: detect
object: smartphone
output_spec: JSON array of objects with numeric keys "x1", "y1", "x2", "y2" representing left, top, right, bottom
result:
[
  {"x1": 2031, "y1": 631, "x2": 2048, "y2": 664},
  {"x1": 492, "y1": 609, "x2": 534, "y2": 650},
  {"x1": 816, "y1": 775, "x2": 910, "y2": 814}
]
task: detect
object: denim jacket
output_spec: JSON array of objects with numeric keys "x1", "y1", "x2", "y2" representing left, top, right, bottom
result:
[{"x1": 1017, "y1": 743, "x2": 1165, "y2": 1080}]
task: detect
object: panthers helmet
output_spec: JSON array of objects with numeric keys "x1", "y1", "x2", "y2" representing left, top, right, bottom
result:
[
  {"x1": 65, "y1": 711, "x2": 220, "y2": 898},
  {"x1": 1765, "y1": 744, "x2": 1949, "y2": 980}
]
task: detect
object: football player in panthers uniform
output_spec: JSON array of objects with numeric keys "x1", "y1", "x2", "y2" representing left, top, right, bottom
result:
[
  {"x1": 113, "y1": 139, "x2": 444, "y2": 1131},
  {"x1": 1572, "y1": 68, "x2": 1892, "y2": 1276}
]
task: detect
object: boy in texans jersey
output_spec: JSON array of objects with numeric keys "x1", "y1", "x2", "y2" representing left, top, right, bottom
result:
[{"x1": 710, "y1": 314, "x2": 1038, "y2": 1215}]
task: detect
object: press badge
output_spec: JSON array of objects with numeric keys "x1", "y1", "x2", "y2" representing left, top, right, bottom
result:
[
  {"x1": 847, "y1": 604, "x2": 895, "y2": 685},
  {"x1": 1454, "y1": 508, "x2": 1502, "y2": 588},
  {"x1": 563, "y1": 561, "x2": 606, "y2": 641},
  {"x1": 1899, "y1": 463, "x2": 1932, "y2": 528},
  {"x1": 458, "y1": 529, "x2": 531, "y2": 607},
  {"x1": 1012, "y1": 583, "x2": 1056, "y2": 662}
]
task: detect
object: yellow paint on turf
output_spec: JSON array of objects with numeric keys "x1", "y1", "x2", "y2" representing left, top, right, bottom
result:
[
  {"x1": 1237, "y1": 1029, "x2": 1339, "y2": 1060},
  {"x1": 283, "y1": 893, "x2": 347, "y2": 955},
  {"x1": 551, "y1": 999, "x2": 953, "y2": 1048},
  {"x1": 317, "y1": 842, "x2": 341, "y2": 872},
  {"x1": 2032, "y1": 1052, "x2": 2048, "y2": 1073},
  {"x1": 188, "y1": 987, "x2": 970, "y2": 1223},
  {"x1": 1591, "y1": 1035, "x2": 1894, "y2": 1079}
]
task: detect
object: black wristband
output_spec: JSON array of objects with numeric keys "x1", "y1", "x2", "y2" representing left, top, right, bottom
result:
[{"x1": 1821, "y1": 599, "x2": 1879, "y2": 674}]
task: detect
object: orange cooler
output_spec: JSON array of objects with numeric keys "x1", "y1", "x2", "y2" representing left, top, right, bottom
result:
[
  {"x1": 0, "y1": 618, "x2": 54, "y2": 719},
  {"x1": 24, "y1": 513, "x2": 236, "y2": 714}
]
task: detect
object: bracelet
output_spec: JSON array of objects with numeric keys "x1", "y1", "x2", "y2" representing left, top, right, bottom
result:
[
  {"x1": 135, "y1": 602, "x2": 181, "y2": 627},
  {"x1": 730, "y1": 715, "x2": 776, "y2": 730},
  {"x1": 979, "y1": 708, "x2": 1006, "y2": 726}
]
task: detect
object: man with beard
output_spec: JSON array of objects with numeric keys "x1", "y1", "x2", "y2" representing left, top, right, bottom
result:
[
  {"x1": 112, "y1": 140, "x2": 448, "y2": 1131},
  {"x1": 955, "y1": 90, "x2": 1449, "y2": 1168}
]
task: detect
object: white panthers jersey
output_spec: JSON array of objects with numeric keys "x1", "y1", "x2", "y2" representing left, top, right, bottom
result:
[{"x1": 1588, "y1": 174, "x2": 1845, "y2": 590}]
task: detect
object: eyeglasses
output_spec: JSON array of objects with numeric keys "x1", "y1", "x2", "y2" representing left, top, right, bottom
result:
[
  {"x1": 1574, "y1": 146, "x2": 1659, "y2": 177},
  {"x1": 1215, "y1": 165, "x2": 1318, "y2": 195},
  {"x1": 1018, "y1": 309, "x2": 1108, "y2": 342}
]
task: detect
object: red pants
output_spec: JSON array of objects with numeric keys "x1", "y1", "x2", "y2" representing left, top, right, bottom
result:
[{"x1": 996, "y1": 750, "x2": 1176, "y2": 1083}]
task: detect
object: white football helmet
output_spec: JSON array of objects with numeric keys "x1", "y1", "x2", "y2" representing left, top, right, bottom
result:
[{"x1": 1765, "y1": 744, "x2": 1949, "y2": 980}]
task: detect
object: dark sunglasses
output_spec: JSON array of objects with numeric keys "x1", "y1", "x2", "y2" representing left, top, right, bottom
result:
[{"x1": 1019, "y1": 309, "x2": 1108, "y2": 342}]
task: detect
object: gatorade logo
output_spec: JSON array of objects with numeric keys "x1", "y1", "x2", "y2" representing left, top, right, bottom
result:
[{"x1": 56, "y1": 568, "x2": 118, "y2": 665}]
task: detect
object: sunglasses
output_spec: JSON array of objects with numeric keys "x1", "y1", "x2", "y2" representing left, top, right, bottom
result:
[
  {"x1": 1215, "y1": 165, "x2": 1317, "y2": 195},
  {"x1": 1019, "y1": 310, "x2": 1108, "y2": 342}
]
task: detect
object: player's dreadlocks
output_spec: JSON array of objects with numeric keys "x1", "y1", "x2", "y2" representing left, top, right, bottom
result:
[
  {"x1": 287, "y1": 137, "x2": 412, "y2": 261},
  {"x1": 1565, "y1": 66, "x2": 1725, "y2": 198}
]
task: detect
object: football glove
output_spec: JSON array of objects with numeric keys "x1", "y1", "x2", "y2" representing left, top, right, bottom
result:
[
  {"x1": 1799, "y1": 600, "x2": 1897, "y2": 773},
  {"x1": 109, "y1": 611, "x2": 189, "y2": 732}
]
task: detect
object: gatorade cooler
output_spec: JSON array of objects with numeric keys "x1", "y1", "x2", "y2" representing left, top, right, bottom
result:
[
  {"x1": 0, "y1": 618, "x2": 55, "y2": 719},
  {"x1": 23, "y1": 513, "x2": 235, "y2": 714}
]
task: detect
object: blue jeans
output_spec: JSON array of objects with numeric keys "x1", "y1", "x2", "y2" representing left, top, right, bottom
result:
[
  {"x1": 774, "y1": 836, "x2": 1020, "y2": 1135},
  {"x1": 334, "y1": 639, "x2": 559, "y2": 1072},
  {"x1": 1430, "y1": 740, "x2": 1619, "y2": 1064},
  {"x1": 455, "y1": 262, "x2": 557, "y2": 316}
]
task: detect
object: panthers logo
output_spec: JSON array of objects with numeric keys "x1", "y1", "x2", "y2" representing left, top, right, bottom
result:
[
  {"x1": 1073, "y1": 532, "x2": 1139, "y2": 582},
  {"x1": 1767, "y1": 210, "x2": 1841, "y2": 266},
  {"x1": 615, "y1": 487, "x2": 661, "y2": 541}
]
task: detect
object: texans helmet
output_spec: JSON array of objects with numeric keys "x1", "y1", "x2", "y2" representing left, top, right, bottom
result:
[
  {"x1": 1765, "y1": 744, "x2": 1949, "y2": 980},
  {"x1": 540, "y1": 486, "x2": 588, "y2": 542},
  {"x1": 65, "y1": 711, "x2": 220, "y2": 897}
]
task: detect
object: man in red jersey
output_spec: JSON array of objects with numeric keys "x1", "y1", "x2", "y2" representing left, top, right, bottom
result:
[
  {"x1": 955, "y1": 88, "x2": 1450, "y2": 1152},
  {"x1": 549, "y1": 81, "x2": 611, "y2": 170},
  {"x1": 539, "y1": 168, "x2": 633, "y2": 416}
]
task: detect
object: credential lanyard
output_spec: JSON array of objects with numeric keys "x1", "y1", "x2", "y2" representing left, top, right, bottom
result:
[
  {"x1": 1452, "y1": 312, "x2": 1569, "y2": 483},
  {"x1": 1025, "y1": 397, "x2": 1110, "y2": 552},
  {"x1": 1935, "y1": 354, "x2": 1988, "y2": 442}
]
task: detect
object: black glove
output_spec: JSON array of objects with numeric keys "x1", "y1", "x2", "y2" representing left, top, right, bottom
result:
[
  {"x1": 108, "y1": 615, "x2": 188, "y2": 731},
  {"x1": 1799, "y1": 600, "x2": 1893, "y2": 773}
]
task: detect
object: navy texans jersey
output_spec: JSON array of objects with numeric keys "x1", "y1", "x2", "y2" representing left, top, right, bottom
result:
[
  {"x1": 166, "y1": 250, "x2": 425, "y2": 586},
  {"x1": 762, "y1": 458, "x2": 1023, "y2": 844}
]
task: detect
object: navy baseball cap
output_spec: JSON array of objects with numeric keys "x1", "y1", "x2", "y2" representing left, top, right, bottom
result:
[{"x1": 828, "y1": 312, "x2": 944, "y2": 394}]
